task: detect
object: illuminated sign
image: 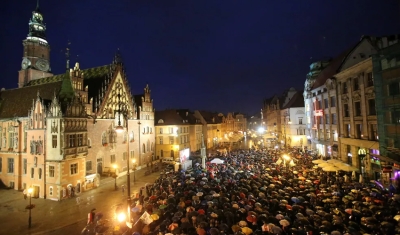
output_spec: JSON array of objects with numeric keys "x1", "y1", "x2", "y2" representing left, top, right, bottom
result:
[
  {"x1": 315, "y1": 110, "x2": 324, "y2": 116},
  {"x1": 179, "y1": 148, "x2": 190, "y2": 163}
]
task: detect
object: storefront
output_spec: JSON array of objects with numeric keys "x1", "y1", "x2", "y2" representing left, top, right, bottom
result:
[{"x1": 316, "y1": 144, "x2": 325, "y2": 157}]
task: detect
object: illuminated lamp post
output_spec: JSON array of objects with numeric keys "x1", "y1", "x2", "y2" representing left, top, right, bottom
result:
[
  {"x1": 113, "y1": 164, "x2": 118, "y2": 191},
  {"x1": 132, "y1": 159, "x2": 137, "y2": 183},
  {"x1": 27, "y1": 187, "x2": 34, "y2": 229}
]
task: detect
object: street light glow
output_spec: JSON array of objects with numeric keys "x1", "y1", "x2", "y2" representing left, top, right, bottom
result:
[
  {"x1": 283, "y1": 154, "x2": 291, "y2": 161},
  {"x1": 27, "y1": 187, "x2": 33, "y2": 194},
  {"x1": 132, "y1": 159, "x2": 136, "y2": 164},
  {"x1": 115, "y1": 125, "x2": 124, "y2": 133},
  {"x1": 117, "y1": 212, "x2": 126, "y2": 223},
  {"x1": 113, "y1": 164, "x2": 117, "y2": 169},
  {"x1": 258, "y1": 127, "x2": 265, "y2": 133}
]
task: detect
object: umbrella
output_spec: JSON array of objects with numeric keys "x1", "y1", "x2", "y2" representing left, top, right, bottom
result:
[
  {"x1": 210, "y1": 158, "x2": 224, "y2": 164},
  {"x1": 151, "y1": 214, "x2": 159, "y2": 220},
  {"x1": 312, "y1": 159, "x2": 326, "y2": 164},
  {"x1": 241, "y1": 227, "x2": 253, "y2": 235},
  {"x1": 279, "y1": 219, "x2": 290, "y2": 227},
  {"x1": 336, "y1": 163, "x2": 359, "y2": 172},
  {"x1": 322, "y1": 166, "x2": 340, "y2": 172}
]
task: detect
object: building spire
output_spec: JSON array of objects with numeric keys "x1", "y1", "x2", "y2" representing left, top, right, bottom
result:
[
  {"x1": 66, "y1": 41, "x2": 71, "y2": 70},
  {"x1": 36, "y1": 0, "x2": 40, "y2": 11}
]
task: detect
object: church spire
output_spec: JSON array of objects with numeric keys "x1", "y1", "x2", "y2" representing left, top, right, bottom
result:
[{"x1": 29, "y1": 0, "x2": 46, "y2": 40}]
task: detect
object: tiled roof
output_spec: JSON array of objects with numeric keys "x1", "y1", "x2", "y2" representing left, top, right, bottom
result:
[
  {"x1": 176, "y1": 109, "x2": 200, "y2": 125},
  {"x1": 282, "y1": 91, "x2": 304, "y2": 109},
  {"x1": 155, "y1": 110, "x2": 184, "y2": 125},
  {"x1": 311, "y1": 48, "x2": 353, "y2": 89},
  {"x1": 198, "y1": 110, "x2": 221, "y2": 123},
  {"x1": 0, "y1": 81, "x2": 62, "y2": 118},
  {"x1": 27, "y1": 65, "x2": 111, "y2": 86}
]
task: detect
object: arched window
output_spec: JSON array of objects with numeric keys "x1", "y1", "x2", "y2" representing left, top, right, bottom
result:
[
  {"x1": 130, "y1": 131, "x2": 134, "y2": 142},
  {"x1": 147, "y1": 140, "x2": 150, "y2": 151},
  {"x1": 151, "y1": 142, "x2": 154, "y2": 151},
  {"x1": 160, "y1": 150, "x2": 164, "y2": 157},
  {"x1": 101, "y1": 132, "x2": 107, "y2": 145},
  {"x1": 123, "y1": 131, "x2": 128, "y2": 143},
  {"x1": 170, "y1": 150, "x2": 174, "y2": 158},
  {"x1": 142, "y1": 143, "x2": 145, "y2": 153}
]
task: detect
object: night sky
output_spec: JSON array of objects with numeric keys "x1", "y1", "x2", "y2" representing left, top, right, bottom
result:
[{"x1": 1, "y1": 1, "x2": 400, "y2": 115}]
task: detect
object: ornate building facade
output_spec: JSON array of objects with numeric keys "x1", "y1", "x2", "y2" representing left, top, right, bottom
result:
[{"x1": 0, "y1": 4, "x2": 155, "y2": 199}]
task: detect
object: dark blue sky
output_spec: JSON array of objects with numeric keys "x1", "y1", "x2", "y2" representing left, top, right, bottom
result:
[{"x1": 1, "y1": 1, "x2": 400, "y2": 115}]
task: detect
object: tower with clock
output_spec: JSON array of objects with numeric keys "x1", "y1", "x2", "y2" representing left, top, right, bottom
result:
[{"x1": 18, "y1": 1, "x2": 53, "y2": 88}]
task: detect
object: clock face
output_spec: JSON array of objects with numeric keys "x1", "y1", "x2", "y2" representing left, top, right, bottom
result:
[
  {"x1": 21, "y1": 58, "x2": 31, "y2": 70},
  {"x1": 35, "y1": 59, "x2": 49, "y2": 71}
]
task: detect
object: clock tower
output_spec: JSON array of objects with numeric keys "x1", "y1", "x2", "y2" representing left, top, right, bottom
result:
[{"x1": 18, "y1": 1, "x2": 53, "y2": 88}]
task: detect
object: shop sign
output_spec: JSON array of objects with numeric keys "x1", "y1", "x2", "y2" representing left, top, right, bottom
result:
[
  {"x1": 382, "y1": 166, "x2": 393, "y2": 173},
  {"x1": 315, "y1": 110, "x2": 324, "y2": 116}
]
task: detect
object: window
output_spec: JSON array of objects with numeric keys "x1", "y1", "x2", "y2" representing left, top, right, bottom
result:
[
  {"x1": 306, "y1": 104, "x2": 309, "y2": 112},
  {"x1": 169, "y1": 128, "x2": 173, "y2": 134},
  {"x1": 123, "y1": 152, "x2": 127, "y2": 161},
  {"x1": 86, "y1": 161, "x2": 92, "y2": 171},
  {"x1": 354, "y1": 102, "x2": 361, "y2": 116},
  {"x1": 38, "y1": 168, "x2": 42, "y2": 179},
  {"x1": 70, "y1": 163, "x2": 78, "y2": 175},
  {"x1": 101, "y1": 132, "x2": 107, "y2": 144},
  {"x1": 392, "y1": 110, "x2": 400, "y2": 124},
  {"x1": 110, "y1": 155, "x2": 116, "y2": 163},
  {"x1": 142, "y1": 144, "x2": 145, "y2": 153},
  {"x1": 147, "y1": 140, "x2": 150, "y2": 151},
  {"x1": 353, "y1": 77, "x2": 359, "y2": 90},
  {"x1": 130, "y1": 131, "x2": 134, "y2": 142},
  {"x1": 298, "y1": 118, "x2": 303, "y2": 125},
  {"x1": 160, "y1": 150, "x2": 164, "y2": 157},
  {"x1": 368, "y1": 99, "x2": 376, "y2": 115},
  {"x1": 49, "y1": 166, "x2": 55, "y2": 177},
  {"x1": 318, "y1": 100, "x2": 322, "y2": 109},
  {"x1": 52, "y1": 135, "x2": 57, "y2": 148},
  {"x1": 389, "y1": 82, "x2": 400, "y2": 96},
  {"x1": 326, "y1": 129, "x2": 330, "y2": 140},
  {"x1": 324, "y1": 99, "x2": 328, "y2": 109},
  {"x1": 7, "y1": 158, "x2": 14, "y2": 173},
  {"x1": 367, "y1": 72, "x2": 373, "y2": 87},
  {"x1": 77, "y1": 134, "x2": 83, "y2": 146},
  {"x1": 325, "y1": 114, "x2": 330, "y2": 124},
  {"x1": 23, "y1": 159, "x2": 27, "y2": 174},
  {"x1": 344, "y1": 104, "x2": 349, "y2": 117},
  {"x1": 355, "y1": 124, "x2": 362, "y2": 138},
  {"x1": 159, "y1": 137, "x2": 163, "y2": 144},
  {"x1": 68, "y1": 134, "x2": 75, "y2": 147},
  {"x1": 331, "y1": 113, "x2": 337, "y2": 125},
  {"x1": 31, "y1": 168, "x2": 34, "y2": 178},
  {"x1": 49, "y1": 186, "x2": 53, "y2": 196},
  {"x1": 159, "y1": 128, "x2": 163, "y2": 134},
  {"x1": 346, "y1": 124, "x2": 351, "y2": 138},
  {"x1": 370, "y1": 124, "x2": 378, "y2": 141},
  {"x1": 343, "y1": 82, "x2": 348, "y2": 94},
  {"x1": 130, "y1": 150, "x2": 134, "y2": 159},
  {"x1": 333, "y1": 130, "x2": 338, "y2": 141},
  {"x1": 170, "y1": 137, "x2": 174, "y2": 144}
]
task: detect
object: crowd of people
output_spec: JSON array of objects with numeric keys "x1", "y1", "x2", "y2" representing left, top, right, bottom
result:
[{"x1": 127, "y1": 148, "x2": 400, "y2": 235}]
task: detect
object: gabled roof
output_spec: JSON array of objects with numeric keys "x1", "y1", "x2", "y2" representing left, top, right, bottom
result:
[
  {"x1": 198, "y1": 110, "x2": 222, "y2": 124},
  {"x1": 155, "y1": 110, "x2": 184, "y2": 125},
  {"x1": 0, "y1": 81, "x2": 62, "y2": 118},
  {"x1": 282, "y1": 91, "x2": 304, "y2": 109},
  {"x1": 176, "y1": 109, "x2": 200, "y2": 125},
  {"x1": 311, "y1": 46, "x2": 354, "y2": 89}
]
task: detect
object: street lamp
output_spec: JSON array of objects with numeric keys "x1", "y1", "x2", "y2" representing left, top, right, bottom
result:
[
  {"x1": 113, "y1": 164, "x2": 118, "y2": 191},
  {"x1": 27, "y1": 187, "x2": 33, "y2": 229},
  {"x1": 115, "y1": 110, "x2": 131, "y2": 205},
  {"x1": 132, "y1": 159, "x2": 137, "y2": 183}
]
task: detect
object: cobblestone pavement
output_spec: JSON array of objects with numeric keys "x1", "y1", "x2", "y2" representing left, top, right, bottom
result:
[{"x1": 0, "y1": 167, "x2": 161, "y2": 235}]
